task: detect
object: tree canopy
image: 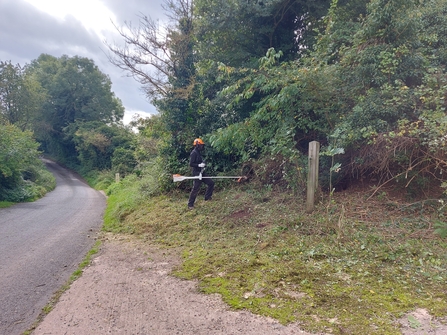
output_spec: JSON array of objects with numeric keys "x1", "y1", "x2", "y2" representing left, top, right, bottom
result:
[
  {"x1": 25, "y1": 54, "x2": 127, "y2": 168},
  {"x1": 105, "y1": 0, "x2": 447, "y2": 195},
  {"x1": 0, "y1": 54, "x2": 132, "y2": 199}
]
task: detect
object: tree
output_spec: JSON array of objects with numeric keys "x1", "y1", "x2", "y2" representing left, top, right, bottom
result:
[
  {"x1": 28, "y1": 54, "x2": 125, "y2": 166},
  {"x1": 0, "y1": 61, "x2": 45, "y2": 130},
  {"x1": 67, "y1": 121, "x2": 136, "y2": 173},
  {"x1": 108, "y1": 0, "x2": 198, "y2": 175},
  {"x1": 194, "y1": 0, "x2": 331, "y2": 66},
  {"x1": 106, "y1": 0, "x2": 196, "y2": 101},
  {"x1": 0, "y1": 123, "x2": 53, "y2": 202},
  {"x1": 305, "y1": 0, "x2": 447, "y2": 190},
  {"x1": 106, "y1": 0, "x2": 338, "y2": 180},
  {"x1": 209, "y1": 47, "x2": 342, "y2": 163},
  {"x1": 208, "y1": 0, "x2": 447, "y2": 190},
  {"x1": 0, "y1": 61, "x2": 22, "y2": 125}
]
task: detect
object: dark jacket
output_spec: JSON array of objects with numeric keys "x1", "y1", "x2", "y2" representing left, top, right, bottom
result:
[{"x1": 189, "y1": 147, "x2": 203, "y2": 176}]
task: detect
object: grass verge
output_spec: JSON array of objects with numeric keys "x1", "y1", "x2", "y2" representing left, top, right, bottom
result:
[
  {"x1": 0, "y1": 201, "x2": 14, "y2": 208},
  {"x1": 104, "y1": 182, "x2": 447, "y2": 335},
  {"x1": 23, "y1": 240, "x2": 101, "y2": 335}
]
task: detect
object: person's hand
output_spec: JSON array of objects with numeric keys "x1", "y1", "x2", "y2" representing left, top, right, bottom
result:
[{"x1": 198, "y1": 163, "x2": 205, "y2": 168}]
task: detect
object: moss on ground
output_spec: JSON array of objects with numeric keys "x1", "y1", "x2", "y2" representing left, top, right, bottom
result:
[{"x1": 104, "y1": 183, "x2": 447, "y2": 335}]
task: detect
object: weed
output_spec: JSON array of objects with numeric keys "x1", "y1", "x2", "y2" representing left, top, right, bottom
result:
[
  {"x1": 104, "y1": 183, "x2": 447, "y2": 335},
  {"x1": 434, "y1": 220, "x2": 447, "y2": 238}
]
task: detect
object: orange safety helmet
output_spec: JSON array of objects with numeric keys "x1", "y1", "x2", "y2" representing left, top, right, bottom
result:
[{"x1": 193, "y1": 138, "x2": 205, "y2": 146}]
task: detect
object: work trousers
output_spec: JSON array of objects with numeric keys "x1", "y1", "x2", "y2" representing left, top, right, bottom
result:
[{"x1": 188, "y1": 177, "x2": 214, "y2": 207}]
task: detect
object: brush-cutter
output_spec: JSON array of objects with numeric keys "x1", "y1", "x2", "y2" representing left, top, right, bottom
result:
[{"x1": 173, "y1": 173, "x2": 247, "y2": 183}]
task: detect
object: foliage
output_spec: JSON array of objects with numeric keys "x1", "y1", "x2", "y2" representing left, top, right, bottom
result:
[
  {"x1": 325, "y1": 0, "x2": 447, "y2": 193},
  {"x1": 65, "y1": 121, "x2": 136, "y2": 175},
  {"x1": 195, "y1": 0, "x2": 330, "y2": 66},
  {"x1": 0, "y1": 201, "x2": 14, "y2": 208},
  {"x1": 107, "y1": 0, "x2": 334, "y2": 180},
  {"x1": 0, "y1": 124, "x2": 55, "y2": 201},
  {"x1": 131, "y1": 114, "x2": 168, "y2": 164},
  {"x1": 0, "y1": 61, "x2": 46, "y2": 130},
  {"x1": 112, "y1": 147, "x2": 137, "y2": 176},
  {"x1": 101, "y1": 0, "x2": 447, "y2": 201},
  {"x1": 434, "y1": 220, "x2": 447, "y2": 238},
  {"x1": 27, "y1": 54, "x2": 125, "y2": 168},
  {"x1": 196, "y1": 0, "x2": 447, "y2": 196},
  {"x1": 320, "y1": 129, "x2": 346, "y2": 192},
  {"x1": 104, "y1": 157, "x2": 168, "y2": 232},
  {"x1": 3, "y1": 0, "x2": 447, "y2": 227},
  {"x1": 1, "y1": 53, "x2": 129, "y2": 196},
  {"x1": 109, "y1": 0, "x2": 201, "y2": 181},
  {"x1": 210, "y1": 47, "x2": 340, "y2": 163},
  {"x1": 82, "y1": 169, "x2": 115, "y2": 191},
  {"x1": 108, "y1": 0, "x2": 207, "y2": 157}
]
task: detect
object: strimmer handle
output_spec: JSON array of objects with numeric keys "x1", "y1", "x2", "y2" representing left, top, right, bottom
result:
[{"x1": 199, "y1": 166, "x2": 205, "y2": 180}]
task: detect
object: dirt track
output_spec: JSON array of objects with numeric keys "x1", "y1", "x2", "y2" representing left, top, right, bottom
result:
[{"x1": 32, "y1": 234, "x2": 447, "y2": 335}]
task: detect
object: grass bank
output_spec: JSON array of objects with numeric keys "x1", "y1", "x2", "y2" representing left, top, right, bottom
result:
[{"x1": 104, "y1": 180, "x2": 447, "y2": 335}]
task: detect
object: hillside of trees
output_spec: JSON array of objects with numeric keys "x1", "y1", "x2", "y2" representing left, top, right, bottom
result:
[{"x1": 3, "y1": 0, "x2": 447, "y2": 214}]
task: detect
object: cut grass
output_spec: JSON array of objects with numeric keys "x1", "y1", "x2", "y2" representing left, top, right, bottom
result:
[{"x1": 104, "y1": 183, "x2": 447, "y2": 335}]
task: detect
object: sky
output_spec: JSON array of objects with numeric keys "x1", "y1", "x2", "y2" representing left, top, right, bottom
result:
[{"x1": 0, "y1": 0, "x2": 166, "y2": 124}]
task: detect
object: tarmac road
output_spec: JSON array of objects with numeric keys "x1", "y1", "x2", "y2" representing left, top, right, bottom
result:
[{"x1": 0, "y1": 159, "x2": 106, "y2": 335}]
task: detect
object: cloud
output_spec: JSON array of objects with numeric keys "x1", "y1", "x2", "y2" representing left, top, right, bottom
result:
[
  {"x1": 0, "y1": 0, "x2": 100, "y2": 61},
  {"x1": 105, "y1": 0, "x2": 165, "y2": 23},
  {"x1": 0, "y1": 0, "x2": 163, "y2": 122}
]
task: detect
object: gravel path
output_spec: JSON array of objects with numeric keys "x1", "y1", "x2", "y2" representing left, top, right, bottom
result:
[{"x1": 32, "y1": 234, "x2": 447, "y2": 335}]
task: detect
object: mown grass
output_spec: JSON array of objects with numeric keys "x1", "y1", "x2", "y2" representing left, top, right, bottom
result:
[{"x1": 104, "y1": 181, "x2": 447, "y2": 335}]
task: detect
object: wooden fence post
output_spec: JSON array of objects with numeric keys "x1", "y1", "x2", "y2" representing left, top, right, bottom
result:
[
  {"x1": 306, "y1": 141, "x2": 320, "y2": 213},
  {"x1": 115, "y1": 173, "x2": 120, "y2": 183}
]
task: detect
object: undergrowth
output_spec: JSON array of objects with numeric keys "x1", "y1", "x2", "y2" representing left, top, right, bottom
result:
[{"x1": 103, "y1": 181, "x2": 447, "y2": 335}]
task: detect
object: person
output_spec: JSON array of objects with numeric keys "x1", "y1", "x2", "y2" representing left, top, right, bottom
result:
[{"x1": 187, "y1": 138, "x2": 214, "y2": 209}]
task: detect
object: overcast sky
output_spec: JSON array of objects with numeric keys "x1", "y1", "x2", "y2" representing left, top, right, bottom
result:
[{"x1": 0, "y1": 0, "x2": 166, "y2": 124}]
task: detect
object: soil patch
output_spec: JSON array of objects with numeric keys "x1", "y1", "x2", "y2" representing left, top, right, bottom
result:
[{"x1": 227, "y1": 207, "x2": 251, "y2": 220}]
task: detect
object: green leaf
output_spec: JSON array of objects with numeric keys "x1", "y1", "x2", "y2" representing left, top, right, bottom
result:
[{"x1": 408, "y1": 315, "x2": 422, "y2": 329}]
